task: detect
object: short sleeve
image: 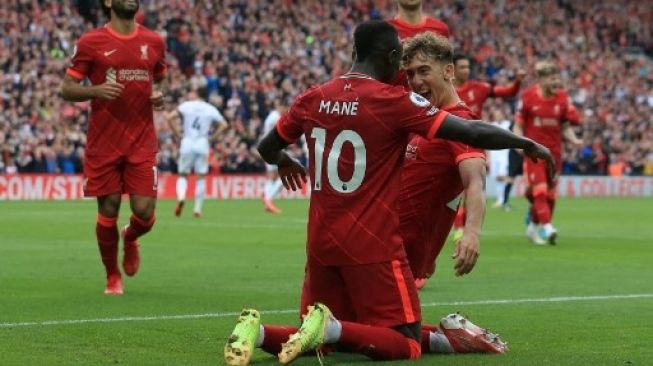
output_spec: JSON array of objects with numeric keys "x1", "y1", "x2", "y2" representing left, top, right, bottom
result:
[
  {"x1": 276, "y1": 102, "x2": 305, "y2": 144},
  {"x1": 211, "y1": 106, "x2": 225, "y2": 122},
  {"x1": 153, "y1": 36, "x2": 167, "y2": 80},
  {"x1": 66, "y1": 35, "x2": 94, "y2": 81},
  {"x1": 448, "y1": 141, "x2": 486, "y2": 164},
  {"x1": 397, "y1": 91, "x2": 449, "y2": 140}
]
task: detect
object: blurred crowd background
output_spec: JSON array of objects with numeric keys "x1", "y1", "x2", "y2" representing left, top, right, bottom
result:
[{"x1": 1, "y1": 0, "x2": 652, "y2": 176}]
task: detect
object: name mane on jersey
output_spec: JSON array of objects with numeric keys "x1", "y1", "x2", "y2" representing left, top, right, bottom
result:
[{"x1": 318, "y1": 100, "x2": 359, "y2": 116}]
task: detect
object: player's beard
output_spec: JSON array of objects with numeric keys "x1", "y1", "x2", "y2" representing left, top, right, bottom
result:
[{"x1": 111, "y1": 0, "x2": 139, "y2": 20}]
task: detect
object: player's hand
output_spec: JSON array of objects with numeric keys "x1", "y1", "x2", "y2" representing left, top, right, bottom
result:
[
  {"x1": 92, "y1": 82, "x2": 124, "y2": 100},
  {"x1": 516, "y1": 69, "x2": 527, "y2": 81},
  {"x1": 150, "y1": 91, "x2": 165, "y2": 111},
  {"x1": 278, "y1": 154, "x2": 307, "y2": 191},
  {"x1": 452, "y1": 231, "x2": 480, "y2": 276},
  {"x1": 524, "y1": 141, "x2": 555, "y2": 179}
]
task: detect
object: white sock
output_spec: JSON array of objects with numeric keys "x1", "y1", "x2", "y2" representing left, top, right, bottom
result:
[
  {"x1": 176, "y1": 176, "x2": 187, "y2": 202},
  {"x1": 543, "y1": 223, "x2": 555, "y2": 233},
  {"x1": 194, "y1": 178, "x2": 205, "y2": 213},
  {"x1": 263, "y1": 180, "x2": 273, "y2": 200},
  {"x1": 323, "y1": 318, "x2": 342, "y2": 344},
  {"x1": 270, "y1": 178, "x2": 284, "y2": 199},
  {"x1": 256, "y1": 324, "x2": 265, "y2": 347},
  {"x1": 495, "y1": 181, "x2": 505, "y2": 204},
  {"x1": 428, "y1": 330, "x2": 454, "y2": 353}
]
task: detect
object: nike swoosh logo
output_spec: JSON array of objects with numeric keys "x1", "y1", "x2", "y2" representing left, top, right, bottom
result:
[{"x1": 104, "y1": 49, "x2": 117, "y2": 57}]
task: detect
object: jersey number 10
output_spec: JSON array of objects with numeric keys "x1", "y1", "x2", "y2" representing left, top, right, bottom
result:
[{"x1": 310, "y1": 127, "x2": 366, "y2": 193}]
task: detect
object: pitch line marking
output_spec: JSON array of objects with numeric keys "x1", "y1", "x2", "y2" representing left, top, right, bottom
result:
[{"x1": 1, "y1": 293, "x2": 652, "y2": 328}]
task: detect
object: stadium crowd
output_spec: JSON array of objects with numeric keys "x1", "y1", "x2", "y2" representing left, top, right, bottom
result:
[{"x1": 1, "y1": 0, "x2": 652, "y2": 176}]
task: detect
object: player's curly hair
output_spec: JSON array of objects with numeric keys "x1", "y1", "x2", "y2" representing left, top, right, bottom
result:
[
  {"x1": 402, "y1": 32, "x2": 453, "y2": 67},
  {"x1": 99, "y1": 0, "x2": 111, "y2": 18},
  {"x1": 535, "y1": 60, "x2": 559, "y2": 78}
]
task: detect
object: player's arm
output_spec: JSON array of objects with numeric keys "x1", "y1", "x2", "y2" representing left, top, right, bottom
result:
[
  {"x1": 166, "y1": 110, "x2": 182, "y2": 140},
  {"x1": 258, "y1": 128, "x2": 307, "y2": 191},
  {"x1": 436, "y1": 114, "x2": 555, "y2": 179},
  {"x1": 151, "y1": 77, "x2": 168, "y2": 111},
  {"x1": 60, "y1": 74, "x2": 124, "y2": 102},
  {"x1": 211, "y1": 118, "x2": 229, "y2": 141},
  {"x1": 491, "y1": 69, "x2": 526, "y2": 98},
  {"x1": 562, "y1": 123, "x2": 583, "y2": 147},
  {"x1": 454, "y1": 157, "x2": 487, "y2": 277}
]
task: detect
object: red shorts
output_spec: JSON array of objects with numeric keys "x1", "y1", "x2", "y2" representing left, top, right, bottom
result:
[
  {"x1": 300, "y1": 258, "x2": 421, "y2": 327},
  {"x1": 84, "y1": 153, "x2": 158, "y2": 198},
  {"x1": 402, "y1": 202, "x2": 456, "y2": 279},
  {"x1": 524, "y1": 159, "x2": 560, "y2": 191}
]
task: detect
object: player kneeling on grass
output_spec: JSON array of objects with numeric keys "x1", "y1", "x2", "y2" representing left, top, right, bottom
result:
[
  {"x1": 223, "y1": 20, "x2": 554, "y2": 365},
  {"x1": 167, "y1": 86, "x2": 229, "y2": 218},
  {"x1": 398, "y1": 32, "x2": 487, "y2": 290},
  {"x1": 60, "y1": 0, "x2": 167, "y2": 295}
]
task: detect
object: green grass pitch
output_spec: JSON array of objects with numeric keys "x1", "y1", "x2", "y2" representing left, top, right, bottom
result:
[{"x1": 0, "y1": 197, "x2": 651, "y2": 365}]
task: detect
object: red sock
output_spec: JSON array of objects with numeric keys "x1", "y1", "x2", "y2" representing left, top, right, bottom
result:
[
  {"x1": 453, "y1": 207, "x2": 465, "y2": 229},
  {"x1": 547, "y1": 192, "x2": 556, "y2": 219},
  {"x1": 260, "y1": 325, "x2": 297, "y2": 355},
  {"x1": 338, "y1": 321, "x2": 421, "y2": 360},
  {"x1": 533, "y1": 192, "x2": 551, "y2": 224},
  {"x1": 124, "y1": 214, "x2": 156, "y2": 242},
  {"x1": 96, "y1": 214, "x2": 119, "y2": 276}
]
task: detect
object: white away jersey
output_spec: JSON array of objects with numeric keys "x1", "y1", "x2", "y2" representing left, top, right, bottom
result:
[
  {"x1": 178, "y1": 100, "x2": 224, "y2": 139},
  {"x1": 263, "y1": 110, "x2": 281, "y2": 136}
]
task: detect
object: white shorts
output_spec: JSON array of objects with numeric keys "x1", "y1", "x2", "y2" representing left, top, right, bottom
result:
[
  {"x1": 178, "y1": 137, "x2": 210, "y2": 175},
  {"x1": 265, "y1": 163, "x2": 278, "y2": 173},
  {"x1": 489, "y1": 149, "x2": 509, "y2": 177}
]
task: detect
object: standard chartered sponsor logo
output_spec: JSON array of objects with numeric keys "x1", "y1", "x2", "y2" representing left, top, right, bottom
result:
[{"x1": 118, "y1": 69, "x2": 150, "y2": 81}]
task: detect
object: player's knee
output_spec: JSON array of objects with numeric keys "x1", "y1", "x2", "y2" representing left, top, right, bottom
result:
[
  {"x1": 131, "y1": 199, "x2": 156, "y2": 219},
  {"x1": 97, "y1": 194, "x2": 121, "y2": 217}
]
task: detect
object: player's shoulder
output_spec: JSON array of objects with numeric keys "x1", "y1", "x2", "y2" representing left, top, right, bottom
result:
[
  {"x1": 137, "y1": 25, "x2": 164, "y2": 39},
  {"x1": 522, "y1": 85, "x2": 539, "y2": 99},
  {"x1": 555, "y1": 88, "x2": 571, "y2": 101},
  {"x1": 444, "y1": 102, "x2": 479, "y2": 119},
  {"x1": 77, "y1": 27, "x2": 109, "y2": 43}
]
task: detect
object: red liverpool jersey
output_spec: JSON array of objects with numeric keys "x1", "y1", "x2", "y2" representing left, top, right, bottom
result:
[
  {"x1": 66, "y1": 24, "x2": 167, "y2": 156},
  {"x1": 515, "y1": 84, "x2": 580, "y2": 163},
  {"x1": 399, "y1": 102, "x2": 485, "y2": 215},
  {"x1": 276, "y1": 72, "x2": 449, "y2": 265},
  {"x1": 387, "y1": 16, "x2": 450, "y2": 40},
  {"x1": 455, "y1": 80, "x2": 520, "y2": 118}
]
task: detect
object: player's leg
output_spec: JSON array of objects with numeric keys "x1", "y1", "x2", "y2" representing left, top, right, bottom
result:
[
  {"x1": 96, "y1": 193, "x2": 123, "y2": 295},
  {"x1": 279, "y1": 259, "x2": 423, "y2": 363},
  {"x1": 175, "y1": 140, "x2": 193, "y2": 217},
  {"x1": 263, "y1": 165, "x2": 282, "y2": 214},
  {"x1": 541, "y1": 175, "x2": 559, "y2": 245},
  {"x1": 420, "y1": 315, "x2": 507, "y2": 354},
  {"x1": 503, "y1": 149, "x2": 523, "y2": 210},
  {"x1": 121, "y1": 155, "x2": 158, "y2": 276},
  {"x1": 84, "y1": 155, "x2": 124, "y2": 294},
  {"x1": 192, "y1": 148, "x2": 210, "y2": 217}
]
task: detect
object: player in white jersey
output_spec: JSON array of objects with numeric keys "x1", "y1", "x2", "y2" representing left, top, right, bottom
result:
[
  {"x1": 488, "y1": 108, "x2": 511, "y2": 208},
  {"x1": 261, "y1": 100, "x2": 287, "y2": 214},
  {"x1": 167, "y1": 87, "x2": 228, "y2": 217}
]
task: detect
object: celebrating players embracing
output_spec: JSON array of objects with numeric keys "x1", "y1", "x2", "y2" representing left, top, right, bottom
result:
[
  {"x1": 60, "y1": 0, "x2": 167, "y2": 295},
  {"x1": 224, "y1": 21, "x2": 553, "y2": 365}
]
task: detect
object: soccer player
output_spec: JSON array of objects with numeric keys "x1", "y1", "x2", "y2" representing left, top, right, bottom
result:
[
  {"x1": 387, "y1": 0, "x2": 450, "y2": 40},
  {"x1": 451, "y1": 53, "x2": 526, "y2": 238},
  {"x1": 261, "y1": 100, "x2": 288, "y2": 214},
  {"x1": 224, "y1": 21, "x2": 552, "y2": 365},
  {"x1": 399, "y1": 32, "x2": 487, "y2": 291},
  {"x1": 60, "y1": 0, "x2": 167, "y2": 295},
  {"x1": 487, "y1": 108, "x2": 512, "y2": 208},
  {"x1": 515, "y1": 60, "x2": 582, "y2": 245},
  {"x1": 168, "y1": 87, "x2": 228, "y2": 218}
]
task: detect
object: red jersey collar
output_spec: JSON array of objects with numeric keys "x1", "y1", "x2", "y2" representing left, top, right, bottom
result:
[
  {"x1": 392, "y1": 15, "x2": 427, "y2": 29},
  {"x1": 105, "y1": 23, "x2": 140, "y2": 40},
  {"x1": 339, "y1": 72, "x2": 374, "y2": 80}
]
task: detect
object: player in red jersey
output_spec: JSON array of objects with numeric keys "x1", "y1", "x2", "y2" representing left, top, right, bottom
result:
[
  {"x1": 515, "y1": 61, "x2": 582, "y2": 245},
  {"x1": 387, "y1": 0, "x2": 450, "y2": 40},
  {"x1": 60, "y1": 0, "x2": 167, "y2": 295},
  {"x1": 388, "y1": 0, "x2": 450, "y2": 88},
  {"x1": 224, "y1": 21, "x2": 551, "y2": 365},
  {"x1": 399, "y1": 33, "x2": 487, "y2": 293},
  {"x1": 450, "y1": 53, "x2": 526, "y2": 238}
]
